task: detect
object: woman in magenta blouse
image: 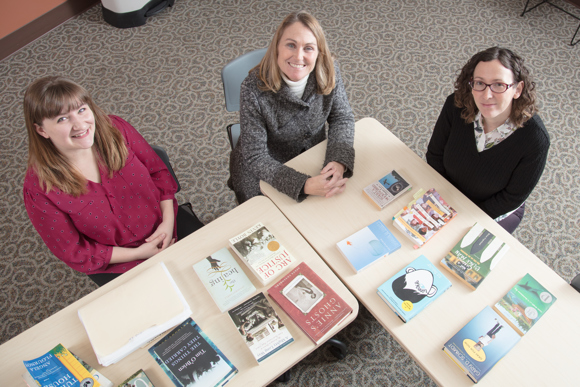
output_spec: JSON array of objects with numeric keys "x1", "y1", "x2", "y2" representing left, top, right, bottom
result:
[{"x1": 23, "y1": 76, "x2": 178, "y2": 286}]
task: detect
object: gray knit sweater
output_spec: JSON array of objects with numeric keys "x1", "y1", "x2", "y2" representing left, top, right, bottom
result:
[{"x1": 229, "y1": 63, "x2": 355, "y2": 203}]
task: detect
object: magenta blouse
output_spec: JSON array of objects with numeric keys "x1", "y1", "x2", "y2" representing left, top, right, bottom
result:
[{"x1": 23, "y1": 115, "x2": 178, "y2": 274}]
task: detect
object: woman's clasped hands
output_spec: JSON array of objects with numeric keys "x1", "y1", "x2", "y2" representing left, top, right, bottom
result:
[{"x1": 304, "y1": 161, "x2": 348, "y2": 198}]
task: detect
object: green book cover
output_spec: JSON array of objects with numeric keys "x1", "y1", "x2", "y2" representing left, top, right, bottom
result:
[
  {"x1": 440, "y1": 222, "x2": 509, "y2": 290},
  {"x1": 493, "y1": 273, "x2": 557, "y2": 336}
]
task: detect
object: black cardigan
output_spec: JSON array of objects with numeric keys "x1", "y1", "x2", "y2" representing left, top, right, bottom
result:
[{"x1": 426, "y1": 94, "x2": 550, "y2": 219}]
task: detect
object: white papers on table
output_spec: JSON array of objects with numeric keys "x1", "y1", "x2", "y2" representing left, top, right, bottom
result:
[{"x1": 78, "y1": 262, "x2": 191, "y2": 366}]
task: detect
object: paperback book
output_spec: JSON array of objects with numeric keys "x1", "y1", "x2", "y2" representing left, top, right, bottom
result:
[
  {"x1": 229, "y1": 222, "x2": 296, "y2": 285},
  {"x1": 443, "y1": 306, "x2": 521, "y2": 383},
  {"x1": 393, "y1": 188, "x2": 457, "y2": 248},
  {"x1": 377, "y1": 255, "x2": 452, "y2": 322},
  {"x1": 149, "y1": 318, "x2": 237, "y2": 387},
  {"x1": 440, "y1": 222, "x2": 510, "y2": 290},
  {"x1": 336, "y1": 219, "x2": 401, "y2": 272},
  {"x1": 193, "y1": 247, "x2": 256, "y2": 312},
  {"x1": 227, "y1": 292, "x2": 294, "y2": 363},
  {"x1": 118, "y1": 369, "x2": 155, "y2": 387},
  {"x1": 23, "y1": 343, "x2": 105, "y2": 387},
  {"x1": 492, "y1": 273, "x2": 556, "y2": 336},
  {"x1": 267, "y1": 262, "x2": 354, "y2": 344},
  {"x1": 363, "y1": 169, "x2": 412, "y2": 209}
]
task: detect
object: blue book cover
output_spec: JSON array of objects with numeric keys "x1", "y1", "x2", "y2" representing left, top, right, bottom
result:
[
  {"x1": 443, "y1": 306, "x2": 521, "y2": 383},
  {"x1": 149, "y1": 318, "x2": 237, "y2": 387},
  {"x1": 376, "y1": 255, "x2": 452, "y2": 322},
  {"x1": 336, "y1": 220, "x2": 401, "y2": 273}
]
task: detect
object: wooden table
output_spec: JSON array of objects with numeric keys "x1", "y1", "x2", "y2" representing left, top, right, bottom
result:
[
  {"x1": 0, "y1": 196, "x2": 358, "y2": 386},
  {"x1": 261, "y1": 117, "x2": 580, "y2": 387}
]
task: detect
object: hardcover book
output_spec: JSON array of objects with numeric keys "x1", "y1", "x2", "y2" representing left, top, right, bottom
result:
[
  {"x1": 267, "y1": 261, "x2": 354, "y2": 344},
  {"x1": 440, "y1": 222, "x2": 510, "y2": 290},
  {"x1": 336, "y1": 219, "x2": 401, "y2": 273},
  {"x1": 148, "y1": 318, "x2": 237, "y2": 387},
  {"x1": 492, "y1": 273, "x2": 556, "y2": 336},
  {"x1": 363, "y1": 169, "x2": 412, "y2": 209},
  {"x1": 193, "y1": 247, "x2": 256, "y2": 313},
  {"x1": 392, "y1": 188, "x2": 457, "y2": 249},
  {"x1": 118, "y1": 369, "x2": 155, "y2": 387},
  {"x1": 377, "y1": 255, "x2": 452, "y2": 322},
  {"x1": 229, "y1": 222, "x2": 296, "y2": 285},
  {"x1": 23, "y1": 344, "x2": 104, "y2": 387},
  {"x1": 443, "y1": 306, "x2": 521, "y2": 383},
  {"x1": 227, "y1": 292, "x2": 294, "y2": 363}
]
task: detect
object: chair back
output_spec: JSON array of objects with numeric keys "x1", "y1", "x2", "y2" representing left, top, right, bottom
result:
[
  {"x1": 151, "y1": 145, "x2": 181, "y2": 193},
  {"x1": 221, "y1": 48, "x2": 267, "y2": 112}
]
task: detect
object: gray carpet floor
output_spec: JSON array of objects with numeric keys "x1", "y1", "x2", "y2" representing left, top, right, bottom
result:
[{"x1": 1, "y1": 0, "x2": 579, "y2": 386}]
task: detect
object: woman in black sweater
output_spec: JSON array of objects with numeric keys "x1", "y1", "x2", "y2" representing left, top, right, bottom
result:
[{"x1": 426, "y1": 47, "x2": 549, "y2": 233}]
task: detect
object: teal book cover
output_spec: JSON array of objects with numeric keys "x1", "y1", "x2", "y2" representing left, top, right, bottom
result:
[
  {"x1": 149, "y1": 318, "x2": 237, "y2": 387},
  {"x1": 493, "y1": 273, "x2": 556, "y2": 336},
  {"x1": 443, "y1": 306, "x2": 521, "y2": 383},
  {"x1": 377, "y1": 255, "x2": 451, "y2": 322},
  {"x1": 336, "y1": 219, "x2": 401, "y2": 273}
]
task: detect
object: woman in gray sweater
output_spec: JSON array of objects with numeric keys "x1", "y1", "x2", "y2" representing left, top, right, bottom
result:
[{"x1": 229, "y1": 11, "x2": 355, "y2": 204}]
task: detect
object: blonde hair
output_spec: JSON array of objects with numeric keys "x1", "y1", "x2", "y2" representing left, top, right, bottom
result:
[
  {"x1": 257, "y1": 11, "x2": 335, "y2": 95},
  {"x1": 24, "y1": 76, "x2": 127, "y2": 196}
]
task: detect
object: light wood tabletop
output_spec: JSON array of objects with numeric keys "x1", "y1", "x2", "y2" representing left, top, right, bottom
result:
[
  {"x1": 0, "y1": 196, "x2": 359, "y2": 387},
  {"x1": 261, "y1": 117, "x2": 580, "y2": 387}
]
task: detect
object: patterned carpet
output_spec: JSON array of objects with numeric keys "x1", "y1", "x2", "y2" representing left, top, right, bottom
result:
[{"x1": 1, "y1": 0, "x2": 579, "y2": 385}]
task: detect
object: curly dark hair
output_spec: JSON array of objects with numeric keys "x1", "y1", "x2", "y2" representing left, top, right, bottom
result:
[{"x1": 454, "y1": 47, "x2": 537, "y2": 128}]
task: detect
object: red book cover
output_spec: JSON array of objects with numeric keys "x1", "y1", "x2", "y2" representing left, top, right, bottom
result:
[{"x1": 267, "y1": 262, "x2": 353, "y2": 344}]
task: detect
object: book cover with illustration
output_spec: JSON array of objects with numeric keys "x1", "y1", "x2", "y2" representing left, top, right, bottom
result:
[
  {"x1": 118, "y1": 369, "x2": 155, "y2": 387},
  {"x1": 193, "y1": 247, "x2": 256, "y2": 313},
  {"x1": 492, "y1": 273, "x2": 556, "y2": 336},
  {"x1": 392, "y1": 188, "x2": 457, "y2": 248},
  {"x1": 377, "y1": 255, "x2": 452, "y2": 322},
  {"x1": 440, "y1": 222, "x2": 510, "y2": 290},
  {"x1": 148, "y1": 318, "x2": 237, "y2": 387},
  {"x1": 336, "y1": 219, "x2": 401, "y2": 273},
  {"x1": 443, "y1": 306, "x2": 520, "y2": 383},
  {"x1": 23, "y1": 343, "x2": 104, "y2": 387},
  {"x1": 363, "y1": 169, "x2": 412, "y2": 209},
  {"x1": 227, "y1": 292, "x2": 293, "y2": 363},
  {"x1": 267, "y1": 262, "x2": 354, "y2": 344},
  {"x1": 229, "y1": 223, "x2": 296, "y2": 285}
]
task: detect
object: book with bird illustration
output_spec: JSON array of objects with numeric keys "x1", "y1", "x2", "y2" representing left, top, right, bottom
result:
[
  {"x1": 193, "y1": 247, "x2": 256, "y2": 313},
  {"x1": 492, "y1": 273, "x2": 556, "y2": 336},
  {"x1": 336, "y1": 219, "x2": 401, "y2": 273}
]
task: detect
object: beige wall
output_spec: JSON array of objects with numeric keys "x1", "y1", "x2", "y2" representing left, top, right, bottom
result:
[{"x1": 0, "y1": 0, "x2": 66, "y2": 39}]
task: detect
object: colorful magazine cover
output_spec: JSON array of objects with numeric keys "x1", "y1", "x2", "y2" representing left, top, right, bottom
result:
[{"x1": 393, "y1": 188, "x2": 457, "y2": 248}]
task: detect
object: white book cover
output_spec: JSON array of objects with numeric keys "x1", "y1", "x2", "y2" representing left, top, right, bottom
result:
[{"x1": 193, "y1": 247, "x2": 257, "y2": 313}]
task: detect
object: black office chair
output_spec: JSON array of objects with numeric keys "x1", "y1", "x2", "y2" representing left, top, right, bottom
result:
[
  {"x1": 571, "y1": 274, "x2": 580, "y2": 293},
  {"x1": 151, "y1": 145, "x2": 204, "y2": 240},
  {"x1": 221, "y1": 48, "x2": 268, "y2": 149}
]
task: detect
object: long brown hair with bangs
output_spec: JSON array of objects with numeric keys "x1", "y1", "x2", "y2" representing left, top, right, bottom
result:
[
  {"x1": 24, "y1": 76, "x2": 127, "y2": 196},
  {"x1": 454, "y1": 47, "x2": 537, "y2": 128},
  {"x1": 257, "y1": 11, "x2": 335, "y2": 95}
]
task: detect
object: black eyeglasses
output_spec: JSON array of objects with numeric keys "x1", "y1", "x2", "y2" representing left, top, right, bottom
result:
[{"x1": 469, "y1": 80, "x2": 515, "y2": 93}]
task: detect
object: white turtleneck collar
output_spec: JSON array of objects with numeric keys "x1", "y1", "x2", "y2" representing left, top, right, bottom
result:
[{"x1": 282, "y1": 73, "x2": 309, "y2": 99}]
